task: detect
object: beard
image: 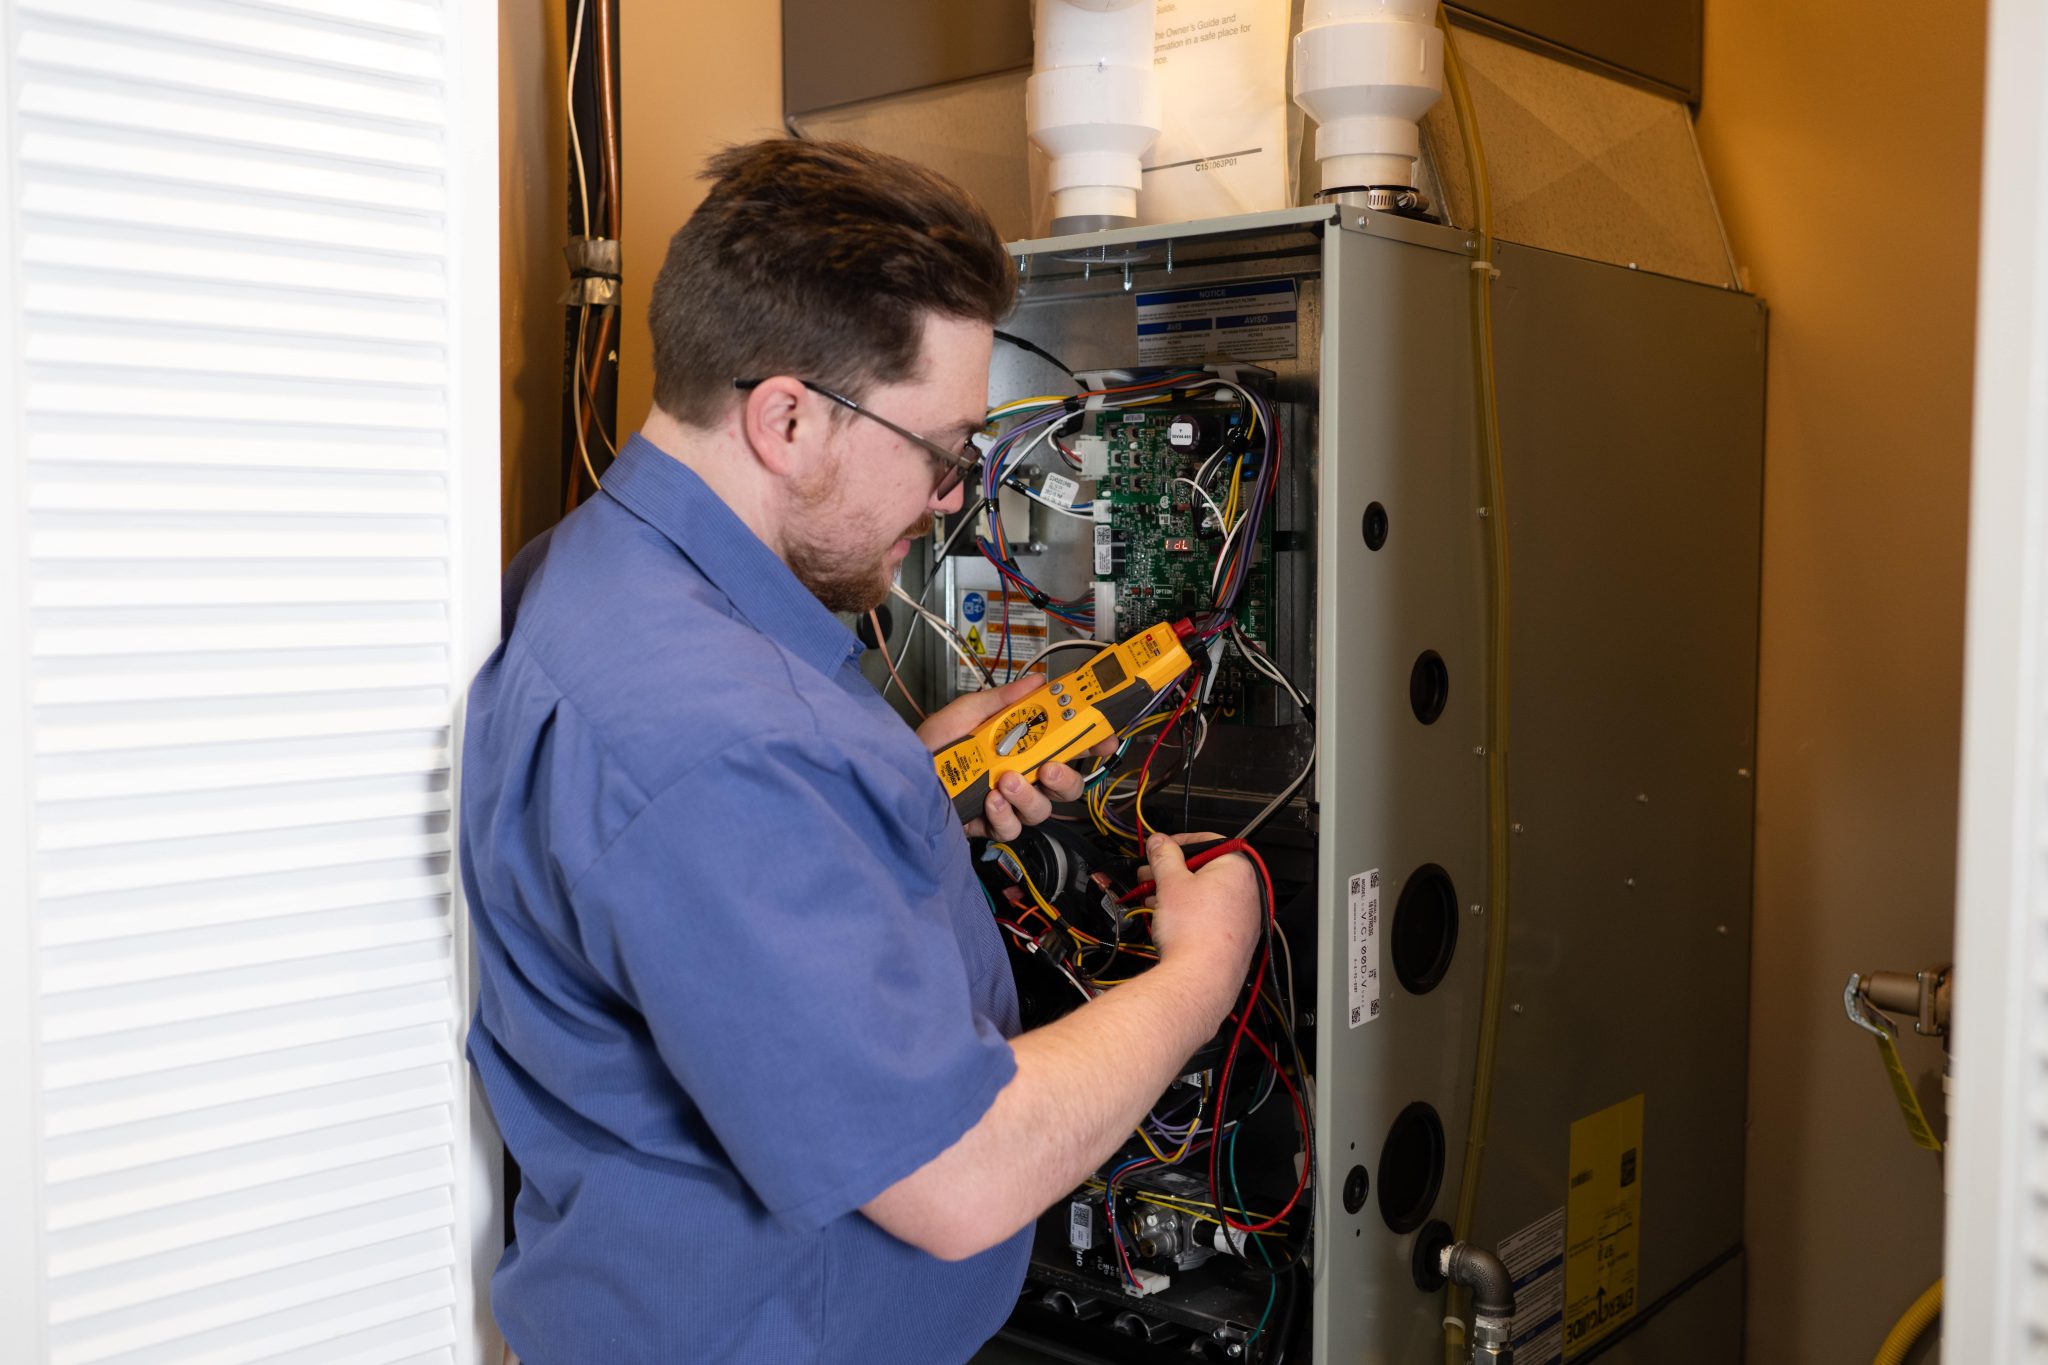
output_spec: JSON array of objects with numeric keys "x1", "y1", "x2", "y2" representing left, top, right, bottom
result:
[{"x1": 788, "y1": 511, "x2": 935, "y2": 615}]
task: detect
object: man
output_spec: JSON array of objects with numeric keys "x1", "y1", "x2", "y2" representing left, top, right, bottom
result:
[{"x1": 461, "y1": 138, "x2": 1262, "y2": 1364}]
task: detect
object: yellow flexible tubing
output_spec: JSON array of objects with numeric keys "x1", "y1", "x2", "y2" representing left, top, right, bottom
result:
[
  {"x1": 1436, "y1": 7, "x2": 1515, "y2": 1362},
  {"x1": 1871, "y1": 1280, "x2": 1942, "y2": 1365}
]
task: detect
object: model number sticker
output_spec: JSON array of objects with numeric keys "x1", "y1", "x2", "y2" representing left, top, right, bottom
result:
[
  {"x1": 1068, "y1": 1200, "x2": 1094, "y2": 1251},
  {"x1": 1348, "y1": 869, "x2": 1382, "y2": 1026},
  {"x1": 1094, "y1": 524, "x2": 1113, "y2": 575},
  {"x1": 1040, "y1": 472, "x2": 1080, "y2": 509}
]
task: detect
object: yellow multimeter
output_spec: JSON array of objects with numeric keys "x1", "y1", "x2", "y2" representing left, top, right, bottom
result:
[{"x1": 933, "y1": 622, "x2": 1195, "y2": 819}]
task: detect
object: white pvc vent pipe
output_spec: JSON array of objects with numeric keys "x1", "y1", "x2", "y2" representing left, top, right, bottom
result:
[
  {"x1": 1027, "y1": 0, "x2": 1162, "y2": 234},
  {"x1": 1293, "y1": 0, "x2": 1445, "y2": 202}
]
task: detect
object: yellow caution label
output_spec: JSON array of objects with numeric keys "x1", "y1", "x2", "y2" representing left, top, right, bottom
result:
[
  {"x1": 1873, "y1": 1033, "x2": 1943, "y2": 1151},
  {"x1": 1563, "y1": 1094, "x2": 1642, "y2": 1358},
  {"x1": 965, "y1": 625, "x2": 986, "y2": 656}
]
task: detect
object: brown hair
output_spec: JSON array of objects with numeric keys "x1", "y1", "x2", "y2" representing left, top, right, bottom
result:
[{"x1": 648, "y1": 139, "x2": 1017, "y2": 427}]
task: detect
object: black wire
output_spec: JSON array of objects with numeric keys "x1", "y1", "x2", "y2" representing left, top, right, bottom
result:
[
  {"x1": 994, "y1": 329, "x2": 1077, "y2": 384},
  {"x1": 915, "y1": 495, "x2": 989, "y2": 610}
]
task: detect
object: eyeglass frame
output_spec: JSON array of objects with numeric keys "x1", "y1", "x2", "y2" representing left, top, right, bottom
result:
[{"x1": 731, "y1": 376, "x2": 983, "y2": 500}]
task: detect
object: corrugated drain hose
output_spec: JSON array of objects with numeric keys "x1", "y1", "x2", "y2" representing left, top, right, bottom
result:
[
  {"x1": 1436, "y1": 6, "x2": 1516, "y2": 1363},
  {"x1": 1871, "y1": 1279, "x2": 1942, "y2": 1365}
]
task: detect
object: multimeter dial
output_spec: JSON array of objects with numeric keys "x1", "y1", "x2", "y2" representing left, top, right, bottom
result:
[{"x1": 992, "y1": 703, "x2": 1049, "y2": 757}]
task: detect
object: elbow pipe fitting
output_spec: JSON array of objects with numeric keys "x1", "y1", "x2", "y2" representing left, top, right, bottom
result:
[{"x1": 1443, "y1": 1241, "x2": 1517, "y2": 1364}]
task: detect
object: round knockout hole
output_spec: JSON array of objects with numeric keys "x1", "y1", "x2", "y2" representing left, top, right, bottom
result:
[
  {"x1": 1343, "y1": 1164, "x2": 1370, "y2": 1215},
  {"x1": 1412, "y1": 1219, "x2": 1455, "y2": 1293},
  {"x1": 1377, "y1": 1101, "x2": 1447, "y2": 1234},
  {"x1": 1363, "y1": 501, "x2": 1390, "y2": 551},
  {"x1": 1392, "y1": 864, "x2": 1459, "y2": 996},
  {"x1": 1410, "y1": 650, "x2": 1450, "y2": 726}
]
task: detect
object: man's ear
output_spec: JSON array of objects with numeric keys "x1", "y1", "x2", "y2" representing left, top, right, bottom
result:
[{"x1": 736, "y1": 376, "x2": 813, "y2": 479}]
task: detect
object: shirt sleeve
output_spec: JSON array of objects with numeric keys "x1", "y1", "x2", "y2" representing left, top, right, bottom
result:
[{"x1": 567, "y1": 724, "x2": 1017, "y2": 1232}]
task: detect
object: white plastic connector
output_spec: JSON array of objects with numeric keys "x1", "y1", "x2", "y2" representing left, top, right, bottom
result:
[
  {"x1": 1292, "y1": 0, "x2": 1445, "y2": 201},
  {"x1": 1027, "y1": 0, "x2": 1163, "y2": 233}
]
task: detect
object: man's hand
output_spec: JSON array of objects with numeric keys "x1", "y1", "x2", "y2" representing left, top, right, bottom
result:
[
  {"x1": 915, "y1": 677, "x2": 1109, "y2": 840},
  {"x1": 1139, "y1": 833, "x2": 1263, "y2": 981}
]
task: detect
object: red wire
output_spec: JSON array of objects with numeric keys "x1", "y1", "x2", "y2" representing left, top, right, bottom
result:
[
  {"x1": 1108, "y1": 839, "x2": 1307, "y2": 1236},
  {"x1": 1131, "y1": 686, "x2": 1196, "y2": 841}
]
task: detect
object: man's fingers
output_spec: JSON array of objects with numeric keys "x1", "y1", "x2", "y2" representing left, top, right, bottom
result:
[
  {"x1": 996, "y1": 772, "x2": 1052, "y2": 827},
  {"x1": 1145, "y1": 833, "x2": 1191, "y2": 887},
  {"x1": 1036, "y1": 761, "x2": 1086, "y2": 804}
]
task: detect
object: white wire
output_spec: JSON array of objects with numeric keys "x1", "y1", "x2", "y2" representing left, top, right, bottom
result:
[
  {"x1": 572, "y1": 303, "x2": 602, "y2": 493},
  {"x1": 1226, "y1": 624, "x2": 1315, "y2": 840},
  {"x1": 890, "y1": 583, "x2": 991, "y2": 682},
  {"x1": 1016, "y1": 637, "x2": 1106, "y2": 674},
  {"x1": 1172, "y1": 476, "x2": 1231, "y2": 536},
  {"x1": 1015, "y1": 485, "x2": 1095, "y2": 520},
  {"x1": 567, "y1": 0, "x2": 591, "y2": 235}
]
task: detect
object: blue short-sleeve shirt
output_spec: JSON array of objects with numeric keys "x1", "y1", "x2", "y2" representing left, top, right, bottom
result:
[{"x1": 459, "y1": 433, "x2": 1029, "y2": 1364}]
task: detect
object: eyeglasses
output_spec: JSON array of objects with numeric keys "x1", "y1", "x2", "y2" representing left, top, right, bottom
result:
[{"x1": 731, "y1": 377, "x2": 984, "y2": 500}]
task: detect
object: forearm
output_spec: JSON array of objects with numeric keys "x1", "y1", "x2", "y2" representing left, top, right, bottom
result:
[{"x1": 863, "y1": 950, "x2": 1244, "y2": 1260}]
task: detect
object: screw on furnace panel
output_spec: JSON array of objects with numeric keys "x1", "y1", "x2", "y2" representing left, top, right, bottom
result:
[
  {"x1": 1738, "y1": 768, "x2": 1752, "y2": 778},
  {"x1": 1510, "y1": 822, "x2": 1523, "y2": 835},
  {"x1": 1635, "y1": 793, "x2": 1650, "y2": 804},
  {"x1": 1717, "y1": 924, "x2": 1729, "y2": 935},
  {"x1": 1510, "y1": 1003, "x2": 1524, "y2": 1015},
  {"x1": 1624, "y1": 877, "x2": 1636, "y2": 888},
  {"x1": 1470, "y1": 904, "x2": 1483, "y2": 916}
]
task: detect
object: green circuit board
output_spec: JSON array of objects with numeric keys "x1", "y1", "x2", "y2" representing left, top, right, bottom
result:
[{"x1": 1091, "y1": 401, "x2": 1279, "y2": 724}]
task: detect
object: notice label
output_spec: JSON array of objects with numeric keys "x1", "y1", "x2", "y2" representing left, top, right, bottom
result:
[
  {"x1": 1563, "y1": 1095, "x2": 1644, "y2": 1358},
  {"x1": 1346, "y1": 869, "x2": 1381, "y2": 1027},
  {"x1": 1501, "y1": 1207, "x2": 1567, "y2": 1365},
  {"x1": 1136, "y1": 279, "x2": 1299, "y2": 364}
]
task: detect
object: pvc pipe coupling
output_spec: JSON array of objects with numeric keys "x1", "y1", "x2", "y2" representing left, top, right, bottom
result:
[
  {"x1": 1027, "y1": 0, "x2": 1162, "y2": 234},
  {"x1": 1292, "y1": 0, "x2": 1445, "y2": 201}
]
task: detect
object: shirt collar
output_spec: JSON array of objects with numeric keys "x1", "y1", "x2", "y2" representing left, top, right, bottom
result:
[{"x1": 601, "y1": 433, "x2": 862, "y2": 676}]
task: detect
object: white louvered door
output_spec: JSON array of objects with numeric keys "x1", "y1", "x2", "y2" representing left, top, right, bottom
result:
[
  {"x1": 1948, "y1": 0, "x2": 2048, "y2": 1359},
  {"x1": 0, "y1": 2, "x2": 503, "y2": 1361}
]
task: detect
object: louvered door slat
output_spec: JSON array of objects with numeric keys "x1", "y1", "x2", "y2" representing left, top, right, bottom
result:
[{"x1": 4, "y1": 0, "x2": 499, "y2": 1358}]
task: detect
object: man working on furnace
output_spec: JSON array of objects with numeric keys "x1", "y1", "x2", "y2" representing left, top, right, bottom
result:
[{"x1": 460, "y1": 138, "x2": 1261, "y2": 1364}]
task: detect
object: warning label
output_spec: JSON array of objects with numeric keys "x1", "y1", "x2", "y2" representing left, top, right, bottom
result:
[
  {"x1": 1563, "y1": 1095, "x2": 1643, "y2": 1358},
  {"x1": 955, "y1": 587, "x2": 1047, "y2": 693},
  {"x1": 1501, "y1": 1207, "x2": 1566, "y2": 1365},
  {"x1": 1346, "y1": 869, "x2": 1381, "y2": 1027}
]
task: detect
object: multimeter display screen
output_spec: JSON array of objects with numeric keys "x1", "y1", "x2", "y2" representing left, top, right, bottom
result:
[{"x1": 1090, "y1": 654, "x2": 1127, "y2": 692}]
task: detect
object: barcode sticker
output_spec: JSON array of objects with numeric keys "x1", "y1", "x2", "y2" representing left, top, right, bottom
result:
[
  {"x1": 1348, "y1": 869, "x2": 1382, "y2": 1027},
  {"x1": 1068, "y1": 1200, "x2": 1094, "y2": 1250},
  {"x1": 1041, "y1": 472, "x2": 1081, "y2": 509},
  {"x1": 1094, "y1": 524, "x2": 1113, "y2": 575}
]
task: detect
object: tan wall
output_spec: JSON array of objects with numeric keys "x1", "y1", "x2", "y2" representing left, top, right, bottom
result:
[
  {"x1": 500, "y1": 0, "x2": 569, "y2": 565},
  {"x1": 617, "y1": 3, "x2": 786, "y2": 430},
  {"x1": 1696, "y1": 3, "x2": 1984, "y2": 1361}
]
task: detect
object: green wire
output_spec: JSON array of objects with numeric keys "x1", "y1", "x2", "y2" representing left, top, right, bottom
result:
[{"x1": 1229, "y1": 1128, "x2": 1279, "y2": 1345}]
